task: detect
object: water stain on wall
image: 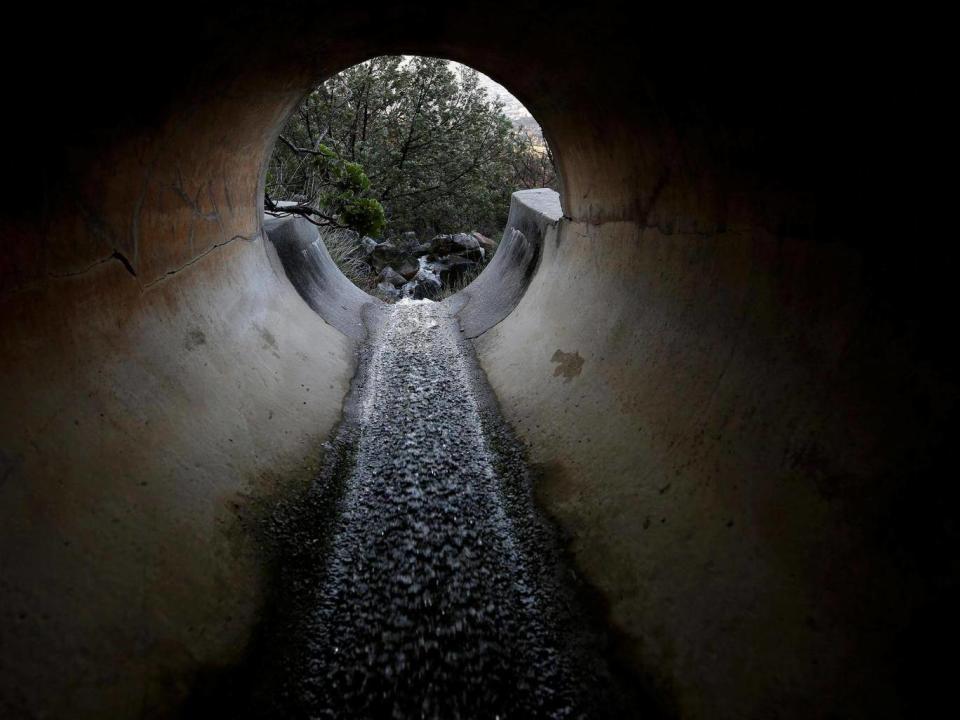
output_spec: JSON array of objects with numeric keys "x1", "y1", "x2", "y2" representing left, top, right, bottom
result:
[{"x1": 551, "y1": 349, "x2": 584, "y2": 382}]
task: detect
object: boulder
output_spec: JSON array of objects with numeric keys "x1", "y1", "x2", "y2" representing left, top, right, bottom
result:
[
  {"x1": 364, "y1": 231, "x2": 490, "y2": 300},
  {"x1": 452, "y1": 233, "x2": 484, "y2": 262},
  {"x1": 412, "y1": 243, "x2": 432, "y2": 257},
  {"x1": 376, "y1": 266, "x2": 406, "y2": 288},
  {"x1": 395, "y1": 231, "x2": 421, "y2": 254},
  {"x1": 471, "y1": 231, "x2": 498, "y2": 258},
  {"x1": 430, "y1": 232, "x2": 481, "y2": 258},
  {"x1": 452, "y1": 232, "x2": 479, "y2": 250},
  {"x1": 410, "y1": 283, "x2": 435, "y2": 300},
  {"x1": 377, "y1": 281, "x2": 402, "y2": 300},
  {"x1": 436, "y1": 254, "x2": 477, "y2": 282},
  {"x1": 369, "y1": 242, "x2": 399, "y2": 272},
  {"x1": 410, "y1": 269, "x2": 442, "y2": 299},
  {"x1": 428, "y1": 234, "x2": 455, "y2": 256},
  {"x1": 395, "y1": 257, "x2": 420, "y2": 280}
]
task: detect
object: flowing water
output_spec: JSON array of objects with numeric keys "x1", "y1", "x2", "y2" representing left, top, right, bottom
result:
[
  {"x1": 199, "y1": 299, "x2": 641, "y2": 719},
  {"x1": 302, "y1": 299, "x2": 579, "y2": 717}
]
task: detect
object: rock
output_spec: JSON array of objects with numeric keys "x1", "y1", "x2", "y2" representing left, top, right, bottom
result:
[
  {"x1": 376, "y1": 281, "x2": 402, "y2": 300},
  {"x1": 452, "y1": 233, "x2": 484, "y2": 262},
  {"x1": 427, "y1": 259, "x2": 449, "y2": 277},
  {"x1": 428, "y1": 234, "x2": 455, "y2": 256},
  {"x1": 436, "y1": 254, "x2": 477, "y2": 282},
  {"x1": 377, "y1": 267, "x2": 407, "y2": 288},
  {"x1": 409, "y1": 283, "x2": 430, "y2": 300},
  {"x1": 410, "y1": 272, "x2": 441, "y2": 299},
  {"x1": 454, "y1": 234, "x2": 480, "y2": 255},
  {"x1": 395, "y1": 257, "x2": 420, "y2": 280},
  {"x1": 452, "y1": 232, "x2": 479, "y2": 250},
  {"x1": 370, "y1": 242, "x2": 399, "y2": 272},
  {"x1": 397, "y1": 261, "x2": 443, "y2": 300},
  {"x1": 395, "y1": 231, "x2": 421, "y2": 254},
  {"x1": 363, "y1": 231, "x2": 491, "y2": 299},
  {"x1": 471, "y1": 232, "x2": 498, "y2": 258},
  {"x1": 360, "y1": 236, "x2": 379, "y2": 255}
]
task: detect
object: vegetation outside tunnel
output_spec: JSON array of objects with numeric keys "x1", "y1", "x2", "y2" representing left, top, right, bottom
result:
[{"x1": 265, "y1": 56, "x2": 557, "y2": 300}]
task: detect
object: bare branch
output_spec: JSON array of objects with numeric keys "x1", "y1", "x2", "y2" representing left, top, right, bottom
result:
[
  {"x1": 263, "y1": 193, "x2": 348, "y2": 229},
  {"x1": 278, "y1": 135, "x2": 326, "y2": 156}
]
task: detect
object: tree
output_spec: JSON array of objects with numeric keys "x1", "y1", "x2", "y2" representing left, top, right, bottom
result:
[
  {"x1": 264, "y1": 138, "x2": 386, "y2": 237},
  {"x1": 266, "y1": 56, "x2": 557, "y2": 239}
]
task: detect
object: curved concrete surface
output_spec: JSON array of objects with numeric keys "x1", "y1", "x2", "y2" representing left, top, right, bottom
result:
[
  {"x1": 1, "y1": 4, "x2": 954, "y2": 719},
  {"x1": 264, "y1": 215, "x2": 381, "y2": 340},
  {"x1": 446, "y1": 188, "x2": 561, "y2": 339},
  {"x1": 0, "y1": 232, "x2": 358, "y2": 717}
]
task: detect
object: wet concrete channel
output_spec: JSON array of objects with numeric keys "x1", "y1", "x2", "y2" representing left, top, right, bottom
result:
[{"x1": 189, "y1": 298, "x2": 648, "y2": 719}]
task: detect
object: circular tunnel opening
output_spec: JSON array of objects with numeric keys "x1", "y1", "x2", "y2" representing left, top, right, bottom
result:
[
  {"x1": 261, "y1": 55, "x2": 559, "y2": 304},
  {"x1": 200, "y1": 54, "x2": 636, "y2": 720}
]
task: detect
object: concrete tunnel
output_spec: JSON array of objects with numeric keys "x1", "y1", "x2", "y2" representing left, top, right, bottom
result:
[{"x1": 0, "y1": 3, "x2": 955, "y2": 718}]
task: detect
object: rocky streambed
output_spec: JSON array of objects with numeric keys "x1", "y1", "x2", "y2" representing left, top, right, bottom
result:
[{"x1": 367, "y1": 231, "x2": 498, "y2": 300}]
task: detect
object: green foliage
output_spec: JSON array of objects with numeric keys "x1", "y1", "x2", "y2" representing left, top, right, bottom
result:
[
  {"x1": 266, "y1": 56, "x2": 557, "y2": 239},
  {"x1": 340, "y1": 197, "x2": 386, "y2": 237}
]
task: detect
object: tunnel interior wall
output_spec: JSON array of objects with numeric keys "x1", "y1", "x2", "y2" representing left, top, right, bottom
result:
[
  {"x1": 473, "y1": 196, "x2": 951, "y2": 717},
  {"x1": 263, "y1": 215, "x2": 382, "y2": 339},
  {"x1": 0, "y1": 4, "x2": 954, "y2": 719},
  {"x1": 446, "y1": 188, "x2": 561, "y2": 337},
  {"x1": 0, "y1": 53, "x2": 361, "y2": 715},
  {"x1": 0, "y1": 233, "x2": 359, "y2": 718}
]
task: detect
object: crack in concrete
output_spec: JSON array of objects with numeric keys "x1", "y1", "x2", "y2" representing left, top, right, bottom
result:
[
  {"x1": 141, "y1": 234, "x2": 259, "y2": 289},
  {"x1": 47, "y1": 249, "x2": 135, "y2": 279},
  {"x1": 41, "y1": 234, "x2": 258, "y2": 292},
  {"x1": 46, "y1": 255, "x2": 115, "y2": 279},
  {"x1": 111, "y1": 250, "x2": 138, "y2": 278}
]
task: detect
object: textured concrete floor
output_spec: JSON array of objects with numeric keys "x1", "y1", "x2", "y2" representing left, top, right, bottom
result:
[
  {"x1": 207, "y1": 298, "x2": 640, "y2": 719},
  {"x1": 309, "y1": 300, "x2": 577, "y2": 717}
]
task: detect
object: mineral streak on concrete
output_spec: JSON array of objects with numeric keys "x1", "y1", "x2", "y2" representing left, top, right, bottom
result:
[{"x1": 445, "y1": 188, "x2": 561, "y2": 338}]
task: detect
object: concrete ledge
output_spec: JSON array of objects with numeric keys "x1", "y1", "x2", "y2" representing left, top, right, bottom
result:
[
  {"x1": 448, "y1": 189, "x2": 561, "y2": 338},
  {"x1": 264, "y1": 216, "x2": 382, "y2": 340}
]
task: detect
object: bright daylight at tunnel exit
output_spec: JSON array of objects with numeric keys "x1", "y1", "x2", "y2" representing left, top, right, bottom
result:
[
  {"x1": 264, "y1": 56, "x2": 557, "y2": 303},
  {"x1": 2, "y1": 7, "x2": 954, "y2": 720}
]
